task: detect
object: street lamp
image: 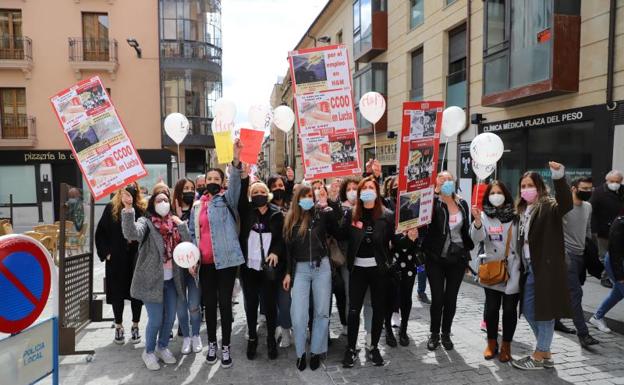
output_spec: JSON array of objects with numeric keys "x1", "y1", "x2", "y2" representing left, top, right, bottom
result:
[{"x1": 126, "y1": 38, "x2": 142, "y2": 58}]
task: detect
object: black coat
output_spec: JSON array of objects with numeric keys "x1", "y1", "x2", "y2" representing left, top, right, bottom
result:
[
  {"x1": 590, "y1": 183, "x2": 624, "y2": 238},
  {"x1": 341, "y1": 207, "x2": 397, "y2": 271},
  {"x1": 95, "y1": 203, "x2": 143, "y2": 304},
  {"x1": 609, "y1": 216, "x2": 624, "y2": 281}
]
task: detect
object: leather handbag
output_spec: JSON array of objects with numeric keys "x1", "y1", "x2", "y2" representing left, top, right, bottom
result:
[
  {"x1": 478, "y1": 226, "x2": 512, "y2": 286},
  {"x1": 327, "y1": 236, "x2": 346, "y2": 267}
]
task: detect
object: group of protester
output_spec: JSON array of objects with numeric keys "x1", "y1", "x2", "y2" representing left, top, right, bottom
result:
[{"x1": 94, "y1": 139, "x2": 624, "y2": 372}]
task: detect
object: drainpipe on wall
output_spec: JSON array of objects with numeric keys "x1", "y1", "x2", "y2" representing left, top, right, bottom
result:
[
  {"x1": 466, "y1": 0, "x2": 472, "y2": 123},
  {"x1": 606, "y1": 0, "x2": 617, "y2": 111}
]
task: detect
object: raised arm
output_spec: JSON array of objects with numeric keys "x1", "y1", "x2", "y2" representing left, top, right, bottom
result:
[
  {"x1": 550, "y1": 162, "x2": 573, "y2": 218},
  {"x1": 223, "y1": 139, "x2": 243, "y2": 209},
  {"x1": 120, "y1": 189, "x2": 148, "y2": 242}
]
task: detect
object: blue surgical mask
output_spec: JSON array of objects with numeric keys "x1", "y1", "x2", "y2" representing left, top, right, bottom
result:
[
  {"x1": 441, "y1": 180, "x2": 455, "y2": 197},
  {"x1": 360, "y1": 189, "x2": 377, "y2": 203},
  {"x1": 298, "y1": 197, "x2": 314, "y2": 211}
]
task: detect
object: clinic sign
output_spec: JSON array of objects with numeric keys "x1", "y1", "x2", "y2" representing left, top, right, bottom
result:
[{"x1": 481, "y1": 108, "x2": 588, "y2": 132}]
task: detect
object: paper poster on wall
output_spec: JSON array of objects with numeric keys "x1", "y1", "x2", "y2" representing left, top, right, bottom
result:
[
  {"x1": 50, "y1": 76, "x2": 146, "y2": 201},
  {"x1": 288, "y1": 44, "x2": 362, "y2": 180},
  {"x1": 396, "y1": 101, "x2": 443, "y2": 233}
]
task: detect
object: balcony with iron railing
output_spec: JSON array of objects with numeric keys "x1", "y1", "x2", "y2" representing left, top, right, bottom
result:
[
  {"x1": 0, "y1": 36, "x2": 33, "y2": 78},
  {"x1": 160, "y1": 40, "x2": 222, "y2": 73},
  {"x1": 0, "y1": 114, "x2": 37, "y2": 147},
  {"x1": 68, "y1": 37, "x2": 119, "y2": 79}
]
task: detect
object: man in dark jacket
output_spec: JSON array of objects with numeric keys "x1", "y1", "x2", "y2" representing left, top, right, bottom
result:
[{"x1": 590, "y1": 170, "x2": 624, "y2": 288}]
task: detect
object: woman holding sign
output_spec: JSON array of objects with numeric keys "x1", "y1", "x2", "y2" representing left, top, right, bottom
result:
[
  {"x1": 188, "y1": 139, "x2": 245, "y2": 368},
  {"x1": 120, "y1": 187, "x2": 191, "y2": 371},
  {"x1": 422, "y1": 171, "x2": 475, "y2": 352}
]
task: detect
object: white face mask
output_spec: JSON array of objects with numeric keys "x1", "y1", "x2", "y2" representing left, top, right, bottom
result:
[
  {"x1": 608, "y1": 182, "x2": 621, "y2": 192},
  {"x1": 346, "y1": 190, "x2": 357, "y2": 203},
  {"x1": 488, "y1": 193, "x2": 505, "y2": 207},
  {"x1": 155, "y1": 201, "x2": 170, "y2": 217}
]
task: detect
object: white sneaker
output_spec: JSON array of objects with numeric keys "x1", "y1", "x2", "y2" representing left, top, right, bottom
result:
[
  {"x1": 155, "y1": 347, "x2": 177, "y2": 364},
  {"x1": 365, "y1": 333, "x2": 372, "y2": 350},
  {"x1": 589, "y1": 316, "x2": 612, "y2": 333},
  {"x1": 342, "y1": 325, "x2": 348, "y2": 336},
  {"x1": 391, "y1": 312, "x2": 401, "y2": 328},
  {"x1": 181, "y1": 337, "x2": 192, "y2": 355},
  {"x1": 142, "y1": 351, "x2": 160, "y2": 371},
  {"x1": 280, "y1": 328, "x2": 291, "y2": 348},
  {"x1": 258, "y1": 314, "x2": 266, "y2": 327},
  {"x1": 192, "y1": 335, "x2": 203, "y2": 353}
]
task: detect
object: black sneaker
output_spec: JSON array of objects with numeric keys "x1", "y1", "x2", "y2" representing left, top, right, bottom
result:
[
  {"x1": 246, "y1": 339, "x2": 257, "y2": 360},
  {"x1": 427, "y1": 334, "x2": 440, "y2": 351},
  {"x1": 369, "y1": 347, "x2": 384, "y2": 366},
  {"x1": 441, "y1": 334, "x2": 454, "y2": 350},
  {"x1": 386, "y1": 329, "x2": 398, "y2": 348},
  {"x1": 114, "y1": 327, "x2": 125, "y2": 345},
  {"x1": 601, "y1": 278, "x2": 614, "y2": 289},
  {"x1": 399, "y1": 331, "x2": 409, "y2": 346},
  {"x1": 579, "y1": 334, "x2": 600, "y2": 349},
  {"x1": 205, "y1": 341, "x2": 218, "y2": 364},
  {"x1": 267, "y1": 337, "x2": 278, "y2": 360},
  {"x1": 342, "y1": 349, "x2": 356, "y2": 368},
  {"x1": 418, "y1": 293, "x2": 431, "y2": 304},
  {"x1": 221, "y1": 345, "x2": 232, "y2": 368},
  {"x1": 554, "y1": 320, "x2": 576, "y2": 334},
  {"x1": 297, "y1": 353, "x2": 307, "y2": 371},
  {"x1": 309, "y1": 353, "x2": 321, "y2": 370},
  {"x1": 130, "y1": 326, "x2": 141, "y2": 344}
]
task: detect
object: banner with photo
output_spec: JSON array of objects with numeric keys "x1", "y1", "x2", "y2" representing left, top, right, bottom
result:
[
  {"x1": 396, "y1": 101, "x2": 444, "y2": 233},
  {"x1": 288, "y1": 44, "x2": 362, "y2": 179},
  {"x1": 50, "y1": 76, "x2": 147, "y2": 201}
]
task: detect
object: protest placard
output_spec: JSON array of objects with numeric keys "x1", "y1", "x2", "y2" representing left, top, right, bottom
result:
[
  {"x1": 396, "y1": 101, "x2": 443, "y2": 232},
  {"x1": 288, "y1": 44, "x2": 362, "y2": 179},
  {"x1": 239, "y1": 127, "x2": 265, "y2": 165},
  {"x1": 50, "y1": 76, "x2": 146, "y2": 201}
]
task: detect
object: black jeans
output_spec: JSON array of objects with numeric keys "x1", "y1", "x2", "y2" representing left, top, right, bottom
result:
[
  {"x1": 426, "y1": 261, "x2": 465, "y2": 335},
  {"x1": 347, "y1": 266, "x2": 385, "y2": 349},
  {"x1": 200, "y1": 264, "x2": 238, "y2": 345},
  {"x1": 384, "y1": 277, "x2": 400, "y2": 331},
  {"x1": 332, "y1": 268, "x2": 348, "y2": 326},
  {"x1": 484, "y1": 288, "x2": 520, "y2": 342},
  {"x1": 112, "y1": 298, "x2": 142, "y2": 325},
  {"x1": 399, "y1": 273, "x2": 416, "y2": 330},
  {"x1": 241, "y1": 266, "x2": 278, "y2": 341}
]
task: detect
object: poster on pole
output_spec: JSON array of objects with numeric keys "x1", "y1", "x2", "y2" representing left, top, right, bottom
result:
[
  {"x1": 50, "y1": 76, "x2": 147, "y2": 201},
  {"x1": 288, "y1": 44, "x2": 362, "y2": 180},
  {"x1": 396, "y1": 101, "x2": 444, "y2": 233}
]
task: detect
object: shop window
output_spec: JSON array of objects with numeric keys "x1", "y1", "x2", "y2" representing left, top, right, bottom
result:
[
  {"x1": 410, "y1": 48, "x2": 423, "y2": 100},
  {"x1": 141, "y1": 164, "x2": 169, "y2": 194},
  {"x1": 82, "y1": 12, "x2": 109, "y2": 61},
  {"x1": 353, "y1": 62, "x2": 387, "y2": 133},
  {"x1": 447, "y1": 24, "x2": 467, "y2": 108},
  {"x1": 410, "y1": 0, "x2": 424, "y2": 29},
  {"x1": 353, "y1": 0, "x2": 387, "y2": 62},
  {"x1": 0, "y1": 165, "x2": 36, "y2": 204},
  {"x1": 0, "y1": 87, "x2": 27, "y2": 139}
]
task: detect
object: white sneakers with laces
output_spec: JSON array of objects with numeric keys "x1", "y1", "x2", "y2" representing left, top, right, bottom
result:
[
  {"x1": 280, "y1": 328, "x2": 291, "y2": 348},
  {"x1": 155, "y1": 347, "x2": 177, "y2": 364},
  {"x1": 142, "y1": 351, "x2": 160, "y2": 371},
  {"x1": 589, "y1": 316, "x2": 612, "y2": 333},
  {"x1": 181, "y1": 337, "x2": 192, "y2": 355},
  {"x1": 192, "y1": 335, "x2": 203, "y2": 353}
]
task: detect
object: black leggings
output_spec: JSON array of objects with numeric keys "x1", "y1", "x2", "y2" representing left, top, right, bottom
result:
[
  {"x1": 427, "y1": 261, "x2": 465, "y2": 335},
  {"x1": 332, "y1": 269, "x2": 348, "y2": 326},
  {"x1": 200, "y1": 264, "x2": 238, "y2": 346},
  {"x1": 384, "y1": 277, "x2": 400, "y2": 331},
  {"x1": 241, "y1": 266, "x2": 278, "y2": 341},
  {"x1": 348, "y1": 266, "x2": 385, "y2": 349},
  {"x1": 484, "y1": 288, "x2": 520, "y2": 342},
  {"x1": 399, "y1": 273, "x2": 416, "y2": 331},
  {"x1": 111, "y1": 298, "x2": 142, "y2": 325}
]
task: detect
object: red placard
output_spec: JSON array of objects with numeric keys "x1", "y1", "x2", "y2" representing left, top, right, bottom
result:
[{"x1": 239, "y1": 128, "x2": 265, "y2": 165}]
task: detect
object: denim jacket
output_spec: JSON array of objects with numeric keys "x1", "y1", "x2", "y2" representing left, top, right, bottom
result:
[{"x1": 189, "y1": 164, "x2": 245, "y2": 270}]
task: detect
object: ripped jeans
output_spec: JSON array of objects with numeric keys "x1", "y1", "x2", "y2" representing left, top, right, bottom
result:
[{"x1": 176, "y1": 270, "x2": 202, "y2": 337}]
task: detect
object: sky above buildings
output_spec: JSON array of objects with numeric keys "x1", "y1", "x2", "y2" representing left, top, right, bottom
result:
[{"x1": 221, "y1": 0, "x2": 328, "y2": 123}]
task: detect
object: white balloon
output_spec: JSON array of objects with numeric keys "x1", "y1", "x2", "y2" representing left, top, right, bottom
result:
[
  {"x1": 248, "y1": 104, "x2": 272, "y2": 130},
  {"x1": 441, "y1": 106, "x2": 466, "y2": 137},
  {"x1": 273, "y1": 105, "x2": 295, "y2": 133},
  {"x1": 472, "y1": 160, "x2": 496, "y2": 180},
  {"x1": 211, "y1": 117, "x2": 235, "y2": 134},
  {"x1": 173, "y1": 242, "x2": 200, "y2": 269},
  {"x1": 359, "y1": 92, "x2": 386, "y2": 124},
  {"x1": 164, "y1": 113, "x2": 189, "y2": 145},
  {"x1": 214, "y1": 98, "x2": 237, "y2": 122},
  {"x1": 470, "y1": 132, "x2": 504, "y2": 165}
]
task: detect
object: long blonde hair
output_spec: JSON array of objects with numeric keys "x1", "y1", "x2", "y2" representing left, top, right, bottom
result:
[
  {"x1": 283, "y1": 185, "x2": 313, "y2": 241},
  {"x1": 111, "y1": 181, "x2": 147, "y2": 221}
]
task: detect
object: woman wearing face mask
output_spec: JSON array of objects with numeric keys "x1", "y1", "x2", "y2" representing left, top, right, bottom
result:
[
  {"x1": 423, "y1": 171, "x2": 475, "y2": 351},
  {"x1": 95, "y1": 182, "x2": 146, "y2": 345},
  {"x1": 470, "y1": 181, "x2": 521, "y2": 362},
  {"x1": 342, "y1": 176, "x2": 396, "y2": 368},
  {"x1": 238, "y1": 180, "x2": 284, "y2": 360},
  {"x1": 511, "y1": 162, "x2": 573, "y2": 370},
  {"x1": 188, "y1": 139, "x2": 245, "y2": 368},
  {"x1": 172, "y1": 178, "x2": 196, "y2": 222},
  {"x1": 282, "y1": 186, "x2": 340, "y2": 371},
  {"x1": 120, "y1": 187, "x2": 191, "y2": 371}
]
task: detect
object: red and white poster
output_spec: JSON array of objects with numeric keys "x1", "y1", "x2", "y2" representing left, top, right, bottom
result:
[
  {"x1": 288, "y1": 44, "x2": 362, "y2": 179},
  {"x1": 50, "y1": 76, "x2": 147, "y2": 201},
  {"x1": 396, "y1": 101, "x2": 444, "y2": 232}
]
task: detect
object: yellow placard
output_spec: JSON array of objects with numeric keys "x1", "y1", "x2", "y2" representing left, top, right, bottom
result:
[{"x1": 213, "y1": 131, "x2": 233, "y2": 164}]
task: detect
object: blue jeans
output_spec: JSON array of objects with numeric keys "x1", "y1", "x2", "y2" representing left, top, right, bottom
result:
[
  {"x1": 176, "y1": 271, "x2": 202, "y2": 337},
  {"x1": 595, "y1": 253, "x2": 624, "y2": 319},
  {"x1": 523, "y1": 267, "x2": 555, "y2": 352},
  {"x1": 290, "y1": 257, "x2": 332, "y2": 357},
  {"x1": 417, "y1": 269, "x2": 427, "y2": 294},
  {"x1": 144, "y1": 279, "x2": 178, "y2": 353}
]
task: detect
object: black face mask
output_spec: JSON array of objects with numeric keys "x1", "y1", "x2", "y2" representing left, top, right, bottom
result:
[
  {"x1": 125, "y1": 186, "x2": 138, "y2": 201},
  {"x1": 272, "y1": 188, "x2": 286, "y2": 202},
  {"x1": 182, "y1": 191, "x2": 195, "y2": 205},
  {"x1": 577, "y1": 190, "x2": 592, "y2": 202},
  {"x1": 206, "y1": 183, "x2": 221, "y2": 196},
  {"x1": 251, "y1": 195, "x2": 269, "y2": 208},
  {"x1": 196, "y1": 187, "x2": 206, "y2": 196}
]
